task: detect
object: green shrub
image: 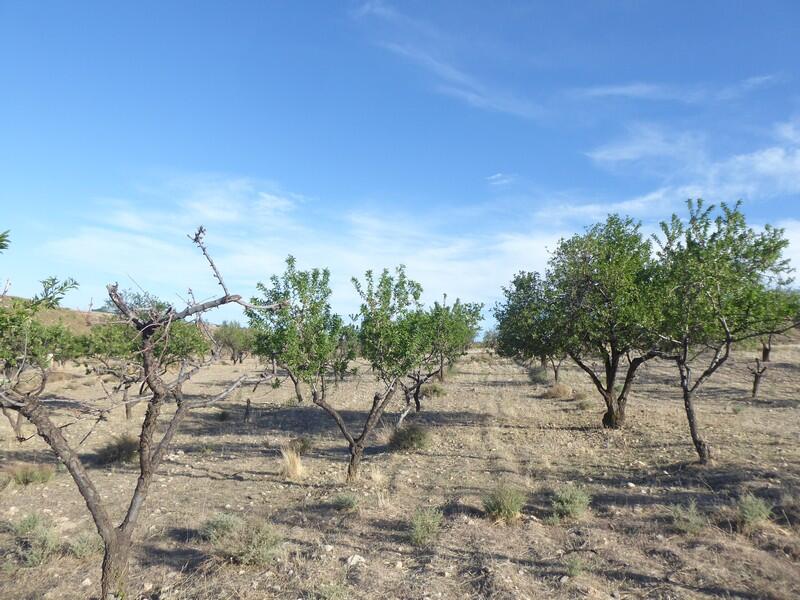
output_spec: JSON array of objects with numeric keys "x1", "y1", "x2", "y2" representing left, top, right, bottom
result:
[
  {"x1": 409, "y1": 507, "x2": 443, "y2": 546},
  {"x1": 565, "y1": 555, "x2": 585, "y2": 577},
  {"x1": 331, "y1": 493, "x2": 359, "y2": 512},
  {"x1": 214, "y1": 522, "x2": 282, "y2": 566},
  {"x1": 552, "y1": 485, "x2": 591, "y2": 520},
  {"x1": 67, "y1": 532, "x2": 104, "y2": 559},
  {"x1": 10, "y1": 464, "x2": 54, "y2": 486},
  {"x1": 13, "y1": 514, "x2": 59, "y2": 566},
  {"x1": 738, "y1": 493, "x2": 772, "y2": 531},
  {"x1": 483, "y1": 484, "x2": 526, "y2": 523},
  {"x1": 95, "y1": 434, "x2": 139, "y2": 465},
  {"x1": 389, "y1": 424, "x2": 430, "y2": 451},
  {"x1": 200, "y1": 512, "x2": 244, "y2": 542},
  {"x1": 669, "y1": 499, "x2": 706, "y2": 535}
]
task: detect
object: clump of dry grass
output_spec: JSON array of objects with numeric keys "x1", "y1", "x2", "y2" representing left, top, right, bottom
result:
[
  {"x1": 528, "y1": 366, "x2": 549, "y2": 385},
  {"x1": 420, "y1": 382, "x2": 445, "y2": 397},
  {"x1": 669, "y1": 499, "x2": 706, "y2": 535},
  {"x1": 543, "y1": 383, "x2": 573, "y2": 399},
  {"x1": 9, "y1": 463, "x2": 55, "y2": 486},
  {"x1": 13, "y1": 513, "x2": 60, "y2": 566},
  {"x1": 286, "y1": 436, "x2": 312, "y2": 455},
  {"x1": 66, "y1": 532, "x2": 104, "y2": 559},
  {"x1": 211, "y1": 521, "x2": 282, "y2": 565},
  {"x1": 368, "y1": 464, "x2": 387, "y2": 488},
  {"x1": 331, "y1": 492, "x2": 359, "y2": 512},
  {"x1": 279, "y1": 448, "x2": 306, "y2": 481}
]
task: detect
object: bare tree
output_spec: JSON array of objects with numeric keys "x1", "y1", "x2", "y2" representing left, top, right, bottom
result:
[{"x1": 0, "y1": 227, "x2": 281, "y2": 598}]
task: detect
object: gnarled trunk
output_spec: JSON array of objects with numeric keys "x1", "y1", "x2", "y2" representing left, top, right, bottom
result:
[
  {"x1": 287, "y1": 372, "x2": 304, "y2": 403},
  {"x1": 101, "y1": 532, "x2": 132, "y2": 600},
  {"x1": 761, "y1": 339, "x2": 772, "y2": 363},
  {"x1": 602, "y1": 396, "x2": 626, "y2": 429},
  {"x1": 346, "y1": 444, "x2": 364, "y2": 482}
]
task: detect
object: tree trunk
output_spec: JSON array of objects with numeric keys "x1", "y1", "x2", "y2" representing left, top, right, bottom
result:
[
  {"x1": 101, "y1": 532, "x2": 132, "y2": 599},
  {"x1": 552, "y1": 361, "x2": 560, "y2": 383},
  {"x1": 751, "y1": 361, "x2": 767, "y2": 399},
  {"x1": 271, "y1": 356, "x2": 277, "y2": 375},
  {"x1": 682, "y1": 388, "x2": 711, "y2": 464},
  {"x1": 288, "y1": 372, "x2": 304, "y2": 403},
  {"x1": 761, "y1": 340, "x2": 771, "y2": 363},
  {"x1": 243, "y1": 398, "x2": 252, "y2": 423},
  {"x1": 346, "y1": 444, "x2": 364, "y2": 482},
  {"x1": 437, "y1": 354, "x2": 445, "y2": 382},
  {"x1": 602, "y1": 401, "x2": 625, "y2": 429},
  {"x1": 123, "y1": 388, "x2": 132, "y2": 421}
]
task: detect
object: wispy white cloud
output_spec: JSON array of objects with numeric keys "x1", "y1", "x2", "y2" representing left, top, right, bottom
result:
[
  {"x1": 356, "y1": 3, "x2": 542, "y2": 119},
  {"x1": 486, "y1": 172, "x2": 515, "y2": 186},
  {"x1": 574, "y1": 74, "x2": 782, "y2": 104},
  {"x1": 587, "y1": 123, "x2": 706, "y2": 167}
]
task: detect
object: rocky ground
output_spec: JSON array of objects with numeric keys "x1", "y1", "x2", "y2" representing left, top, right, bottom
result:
[{"x1": 1, "y1": 344, "x2": 799, "y2": 599}]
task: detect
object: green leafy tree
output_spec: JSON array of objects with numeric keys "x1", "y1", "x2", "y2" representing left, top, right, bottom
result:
[
  {"x1": 546, "y1": 215, "x2": 660, "y2": 427},
  {"x1": 247, "y1": 256, "x2": 342, "y2": 403},
  {"x1": 494, "y1": 271, "x2": 566, "y2": 381},
  {"x1": 653, "y1": 200, "x2": 794, "y2": 463},
  {"x1": 332, "y1": 324, "x2": 359, "y2": 382},
  {"x1": 213, "y1": 321, "x2": 255, "y2": 364}
]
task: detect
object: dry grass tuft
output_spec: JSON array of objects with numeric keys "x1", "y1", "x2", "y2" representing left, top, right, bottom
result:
[
  {"x1": 409, "y1": 507, "x2": 443, "y2": 546},
  {"x1": 543, "y1": 383, "x2": 573, "y2": 399},
  {"x1": 13, "y1": 513, "x2": 60, "y2": 566},
  {"x1": 9, "y1": 463, "x2": 55, "y2": 486},
  {"x1": 551, "y1": 485, "x2": 591, "y2": 520},
  {"x1": 279, "y1": 448, "x2": 306, "y2": 481}
]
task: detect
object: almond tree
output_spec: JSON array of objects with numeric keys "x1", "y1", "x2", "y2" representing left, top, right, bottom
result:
[
  {"x1": 213, "y1": 320, "x2": 255, "y2": 364},
  {"x1": 546, "y1": 215, "x2": 660, "y2": 427},
  {"x1": 653, "y1": 200, "x2": 794, "y2": 463},
  {"x1": 494, "y1": 271, "x2": 566, "y2": 381},
  {"x1": 0, "y1": 227, "x2": 280, "y2": 598}
]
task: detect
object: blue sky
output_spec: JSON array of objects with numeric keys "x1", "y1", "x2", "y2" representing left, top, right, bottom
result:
[{"x1": 2, "y1": 1, "x2": 800, "y2": 325}]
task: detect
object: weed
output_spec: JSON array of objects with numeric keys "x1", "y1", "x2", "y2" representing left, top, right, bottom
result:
[
  {"x1": 331, "y1": 493, "x2": 359, "y2": 512},
  {"x1": 9, "y1": 463, "x2": 55, "y2": 486},
  {"x1": 420, "y1": 382, "x2": 444, "y2": 398},
  {"x1": 13, "y1": 514, "x2": 59, "y2": 567},
  {"x1": 669, "y1": 499, "x2": 706, "y2": 534},
  {"x1": 573, "y1": 390, "x2": 588, "y2": 401},
  {"x1": 200, "y1": 512, "x2": 244, "y2": 543},
  {"x1": 483, "y1": 484, "x2": 526, "y2": 523},
  {"x1": 279, "y1": 448, "x2": 306, "y2": 481},
  {"x1": 565, "y1": 555, "x2": 585, "y2": 577},
  {"x1": 389, "y1": 424, "x2": 430, "y2": 451},
  {"x1": 214, "y1": 522, "x2": 282, "y2": 566},
  {"x1": 552, "y1": 485, "x2": 591, "y2": 520},
  {"x1": 67, "y1": 532, "x2": 104, "y2": 559},
  {"x1": 738, "y1": 493, "x2": 772, "y2": 531},
  {"x1": 286, "y1": 436, "x2": 312, "y2": 456},
  {"x1": 317, "y1": 582, "x2": 350, "y2": 600},
  {"x1": 576, "y1": 399, "x2": 593, "y2": 410},
  {"x1": 409, "y1": 507, "x2": 443, "y2": 546},
  {"x1": 95, "y1": 434, "x2": 139, "y2": 465}
]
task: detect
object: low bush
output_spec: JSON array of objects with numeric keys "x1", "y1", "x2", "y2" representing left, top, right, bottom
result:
[
  {"x1": 669, "y1": 499, "x2": 706, "y2": 535},
  {"x1": 738, "y1": 493, "x2": 772, "y2": 531},
  {"x1": 95, "y1": 434, "x2": 139, "y2": 465},
  {"x1": 66, "y1": 532, "x2": 104, "y2": 559},
  {"x1": 200, "y1": 512, "x2": 244, "y2": 543},
  {"x1": 9, "y1": 463, "x2": 54, "y2": 486},
  {"x1": 389, "y1": 424, "x2": 430, "y2": 451},
  {"x1": 527, "y1": 366, "x2": 548, "y2": 385},
  {"x1": 552, "y1": 485, "x2": 591, "y2": 520},
  {"x1": 331, "y1": 493, "x2": 359, "y2": 512},
  {"x1": 409, "y1": 507, "x2": 443, "y2": 546},
  {"x1": 13, "y1": 513, "x2": 59, "y2": 567},
  {"x1": 214, "y1": 522, "x2": 282, "y2": 566},
  {"x1": 483, "y1": 484, "x2": 526, "y2": 523},
  {"x1": 286, "y1": 436, "x2": 312, "y2": 455}
]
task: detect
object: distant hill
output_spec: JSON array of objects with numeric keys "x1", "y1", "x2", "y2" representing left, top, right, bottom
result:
[{"x1": 0, "y1": 295, "x2": 112, "y2": 334}]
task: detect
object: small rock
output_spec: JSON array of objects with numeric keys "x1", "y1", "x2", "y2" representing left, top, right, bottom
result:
[
  {"x1": 81, "y1": 578, "x2": 92, "y2": 587},
  {"x1": 395, "y1": 561, "x2": 403, "y2": 569},
  {"x1": 560, "y1": 575, "x2": 570, "y2": 583},
  {"x1": 323, "y1": 544, "x2": 334, "y2": 552},
  {"x1": 626, "y1": 482, "x2": 636, "y2": 488},
  {"x1": 143, "y1": 582, "x2": 153, "y2": 592},
  {"x1": 346, "y1": 554, "x2": 366, "y2": 567}
]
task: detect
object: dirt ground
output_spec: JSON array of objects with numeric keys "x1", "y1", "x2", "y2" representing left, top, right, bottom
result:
[{"x1": 1, "y1": 344, "x2": 799, "y2": 600}]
